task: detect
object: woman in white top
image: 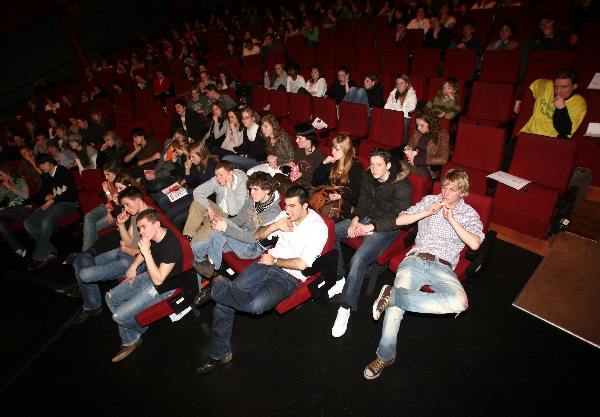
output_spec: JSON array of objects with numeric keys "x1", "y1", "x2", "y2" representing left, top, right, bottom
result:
[
  {"x1": 286, "y1": 64, "x2": 306, "y2": 93},
  {"x1": 300, "y1": 65, "x2": 328, "y2": 97},
  {"x1": 384, "y1": 74, "x2": 417, "y2": 143},
  {"x1": 407, "y1": 6, "x2": 431, "y2": 34},
  {"x1": 221, "y1": 110, "x2": 244, "y2": 154}
]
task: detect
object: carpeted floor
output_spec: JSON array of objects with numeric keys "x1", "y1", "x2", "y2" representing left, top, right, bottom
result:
[{"x1": 0, "y1": 236, "x2": 597, "y2": 417}]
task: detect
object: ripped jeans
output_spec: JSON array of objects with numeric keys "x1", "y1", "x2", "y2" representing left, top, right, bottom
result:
[{"x1": 376, "y1": 256, "x2": 468, "y2": 362}]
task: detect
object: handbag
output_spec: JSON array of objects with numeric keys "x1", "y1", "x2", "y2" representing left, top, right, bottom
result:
[{"x1": 309, "y1": 185, "x2": 346, "y2": 220}]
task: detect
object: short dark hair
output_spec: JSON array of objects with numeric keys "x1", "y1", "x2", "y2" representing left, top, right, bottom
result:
[
  {"x1": 137, "y1": 208, "x2": 161, "y2": 224},
  {"x1": 337, "y1": 66, "x2": 350, "y2": 75},
  {"x1": 285, "y1": 185, "x2": 309, "y2": 205},
  {"x1": 35, "y1": 153, "x2": 57, "y2": 165},
  {"x1": 205, "y1": 84, "x2": 218, "y2": 93},
  {"x1": 118, "y1": 186, "x2": 144, "y2": 203},
  {"x1": 174, "y1": 98, "x2": 187, "y2": 107},
  {"x1": 130, "y1": 127, "x2": 147, "y2": 138},
  {"x1": 369, "y1": 148, "x2": 392, "y2": 164},
  {"x1": 365, "y1": 72, "x2": 378, "y2": 83},
  {"x1": 215, "y1": 160, "x2": 234, "y2": 172},
  {"x1": 554, "y1": 68, "x2": 579, "y2": 85},
  {"x1": 294, "y1": 123, "x2": 318, "y2": 147},
  {"x1": 247, "y1": 171, "x2": 278, "y2": 194}
]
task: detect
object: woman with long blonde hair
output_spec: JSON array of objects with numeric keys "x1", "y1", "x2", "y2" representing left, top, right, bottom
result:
[{"x1": 312, "y1": 135, "x2": 365, "y2": 220}]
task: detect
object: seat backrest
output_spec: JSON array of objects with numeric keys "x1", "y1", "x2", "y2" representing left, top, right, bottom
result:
[
  {"x1": 288, "y1": 93, "x2": 313, "y2": 123},
  {"x1": 338, "y1": 101, "x2": 369, "y2": 137},
  {"x1": 452, "y1": 122, "x2": 505, "y2": 172},
  {"x1": 381, "y1": 49, "x2": 409, "y2": 75},
  {"x1": 313, "y1": 97, "x2": 338, "y2": 130},
  {"x1": 268, "y1": 89, "x2": 289, "y2": 118},
  {"x1": 368, "y1": 108, "x2": 405, "y2": 147},
  {"x1": 442, "y1": 49, "x2": 478, "y2": 80},
  {"x1": 408, "y1": 172, "x2": 433, "y2": 205},
  {"x1": 480, "y1": 50, "x2": 520, "y2": 84},
  {"x1": 251, "y1": 87, "x2": 269, "y2": 111},
  {"x1": 81, "y1": 168, "x2": 104, "y2": 192},
  {"x1": 467, "y1": 81, "x2": 514, "y2": 122},
  {"x1": 410, "y1": 48, "x2": 441, "y2": 78},
  {"x1": 510, "y1": 133, "x2": 578, "y2": 193},
  {"x1": 522, "y1": 50, "x2": 574, "y2": 87},
  {"x1": 433, "y1": 182, "x2": 492, "y2": 232}
]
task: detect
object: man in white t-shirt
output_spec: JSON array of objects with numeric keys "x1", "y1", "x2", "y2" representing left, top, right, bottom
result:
[{"x1": 194, "y1": 185, "x2": 328, "y2": 374}]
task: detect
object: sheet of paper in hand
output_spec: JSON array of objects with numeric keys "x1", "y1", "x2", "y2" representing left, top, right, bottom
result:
[
  {"x1": 487, "y1": 171, "x2": 531, "y2": 190},
  {"x1": 312, "y1": 117, "x2": 328, "y2": 130},
  {"x1": 162, "y1": 182, "x2": 188, "y2": 202}
]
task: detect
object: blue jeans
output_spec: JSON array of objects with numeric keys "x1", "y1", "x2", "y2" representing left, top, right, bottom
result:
[
  {"x1": 222, "y1": 154, "x2": 259, "y2": 171},
  {"x1": 0, "y1": 205, "x2": 31, "y2": 252},
  {"x1": 403, "y1": 117, "x2": 410, "y2": 145},
  {"x1": 192, "y1": 228, "x2": 264, "y2": 270},
  {"x1": 376, "y1": 256, "x2": 468, "y2": 362},
  {"x1": 74, "y1": 248, "x2": 135, "y2": 310},
  {"x1": 209, "y1": 263, "x2": 298, "y2": 360},
  {"x1": 335, "y1": 219, "x2": 399, "y2": 310},
  {"x1": 24, "y1": 201, "x2": 78, "y2": 261},
  {"x1": 82, "y1": 204, "x2": 111, "y2": 251},
  {"x1": 105, "y1": 271, "x2": 175, "y2": 345},
  {"x1": 343, "y1": 87, "x2": 372, "y2": 116}
]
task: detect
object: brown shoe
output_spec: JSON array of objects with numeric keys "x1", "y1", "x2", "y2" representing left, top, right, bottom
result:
[
  {"x1": 193, "y1": 257, "x2": 215, "y2": 278},
  {"x1": 111, "y1": 339, "x2": 143, "y2": 363},
  {"x1": 364, "y1": 357, "x2": 395, "y2": 380},
  {"x1": 372, "y1": 285, "x2": 392, "y2": 321}
]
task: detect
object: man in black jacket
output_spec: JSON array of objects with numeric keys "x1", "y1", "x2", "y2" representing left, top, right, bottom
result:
[
  {"x1": 170, "y1": 99, "x2": 204, "y2": 140},
  {"x1": 330, "y1": 149, "x2": 412, "y2": 338},
  {"x1": 24, "y1": 153, "x2": 79, "y2": 270}
]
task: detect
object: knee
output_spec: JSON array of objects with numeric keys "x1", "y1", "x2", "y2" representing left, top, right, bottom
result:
[
  {"x1": 454, "y1": 292, "x2": 469, "y2": 312},
  {"x1": 247, "y1": 297, "x2": 269, "y2": 315}
]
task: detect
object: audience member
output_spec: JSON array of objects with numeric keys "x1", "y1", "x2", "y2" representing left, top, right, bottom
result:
[
  {"x1": 405, "y1": 108, "x2": 450, "y2": 178},
  {"x1": 170, "y1": 98, "x2": 205, "y2": 140},
  {"x1": 384, "y1": 75, "x2": 418, "y2": 143},
  {"x1": 264, "y1": 62, "x2": 288, "y2": 91},
  {"x1": 193, "y1": 185, "x2": 328, "y2": 374},
  {"x1": 291, "y1": 123, "x2": 325, "y2": 184},
  {"x1": 330, "y1": 149, "x2": 412, "y2": 338},
  {"x1": 247, "y1": 115, "x2": 294, "y2": 176},
  {"x1": 365, "y1": 169, "x2": 483, "y2": 380},
  {"x1": 124, "y1": 128, "x2": 161, "y2": 179},
  {"x1": 286, "y1": 64, "x2": 306, "y2": 93},
  {"x1": 487, "y1": 22, "x2": 520, "y2": 51},
  {"x1": 299, "y1": 65, "x2": 328, "y2": 97},
  {"x1": 0, "y1": 164, "x2": 31, "y2": 257},
  {"x1": 96, "y1": 130, "x2": 127, "y2": 169},
  {"x1": 223, "y1": 107, "x2": 266, "y2": 171},
  {"x1": 426, "y1": 77, "x2": 462, "y2": 120}
]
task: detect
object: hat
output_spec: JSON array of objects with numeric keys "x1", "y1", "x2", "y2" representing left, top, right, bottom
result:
[
  {"x1": 46, "y1": 139, "x2": 59, "y2": 148},
  {"x1": 68, "y1": 133, "x2": 83, "y2": 143},
  {"x1": 35, "y1": 153, "x2": 57, "y2": 165}
]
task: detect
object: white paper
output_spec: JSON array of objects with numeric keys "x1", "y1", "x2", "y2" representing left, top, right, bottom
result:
[
  {"x1": 312, "y1": 117, "x2": 328, "y2": 129},
  {"x1": 584, "y1": 122, "x2": 600, "y2": 137},
  {"x1": 487, "y1": 171, "x2": 531, "y2": 190},
  {"x1": 587, "y1": 73, "x2": 600, "y2": 90},
  {"x1": 161, "y1": 182, "x2": 188, "y2": 202}
]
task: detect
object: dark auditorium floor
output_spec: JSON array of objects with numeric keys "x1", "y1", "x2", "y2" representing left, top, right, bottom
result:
[{"x1": 0, "y1": 227, "x2": 597, "y2": 417}]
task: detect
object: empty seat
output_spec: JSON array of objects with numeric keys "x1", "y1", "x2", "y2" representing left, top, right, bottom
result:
[
  {"x1": 461, "y1": 81, "x2": 514, "y2": 126},
  {"x1": 410, "y1": 48, "x2": 441, "y2": 79},
  {"x1": 442, "y1": 49, "x2": 479, "y2": 81},
  {"x1": 313, "y1": 97, "x2": 338, "y2": 143},
  {"x1": 441, "y1": 122, "x2": 506, "y2": 195},
  {"x1": 381, "y1": 48, "x2": 410, "y2": 75},
  {"x1": 491, "y1": 133, "x2": 578, "y2": 239},
  {"x1": 334, "y1": 102, "x2": 369, "y2": 143},
  {"x1": 480, "y1": 50, "x2": 520, "y2": 84},
  {"x1": 288, "y1": 93, "x2": 313, "y2": 123},
  {"x1": 268, "y1": 89, "x2": 289, "y2": 118}
]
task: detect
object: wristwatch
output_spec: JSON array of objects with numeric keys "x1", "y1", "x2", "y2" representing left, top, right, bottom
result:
[{"x1": 273, "y1": 257, "x2": 279, "y2": 266}]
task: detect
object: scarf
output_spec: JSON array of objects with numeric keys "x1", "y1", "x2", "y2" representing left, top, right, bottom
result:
[{"x1": 254, "y1": 192, "x2": 276, "y2": 214}]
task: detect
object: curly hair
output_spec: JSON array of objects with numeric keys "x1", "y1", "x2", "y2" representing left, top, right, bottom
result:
[{"x1": 413, "y1": 108, "x2": 444, "y2": 144}]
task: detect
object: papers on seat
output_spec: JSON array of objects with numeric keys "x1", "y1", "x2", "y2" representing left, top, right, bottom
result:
[
  {"x1": 312, "y1": 117, "x2": 328, "y2": 129},
  {"x1": 487, "y1": 171, "x2": 531, "y2": 190},
  {"x1": 162, "y1": 182, "x2": 188, "y2": 202},
  {"x1": 587, "y1": 73, "x2": 600, "y2": 90},
  {"x1": 584, "y1": 123, "x2": 600, "y2": 137}
]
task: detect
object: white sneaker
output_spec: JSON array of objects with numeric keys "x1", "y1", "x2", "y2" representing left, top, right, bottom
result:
[
  {"x1": 331, "y1": 307, "x2": 351, "y2": 338},
  {"x1": 15, "y1": 248, "x2": 27, "y2": 258},
  {"x1": 263, "y1": 104, "x2": 271, "y2": 111},
  {"x1": 327, "y1": 277, "x2": 346, "y2": 298}
]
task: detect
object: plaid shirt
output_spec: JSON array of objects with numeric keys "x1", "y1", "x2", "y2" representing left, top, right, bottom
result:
[{"x1": 404, "y1": 194, "x2": 485, "y2": 269}]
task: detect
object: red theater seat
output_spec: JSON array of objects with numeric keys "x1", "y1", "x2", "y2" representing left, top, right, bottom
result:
[
  {"x1": 441, "y1": 122, "x2": 505, "y2": 195},
  {"x1": 491, "y1": 133, "x2": 578, "y2": 239}
]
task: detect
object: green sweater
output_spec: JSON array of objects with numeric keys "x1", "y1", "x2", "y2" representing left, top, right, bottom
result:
[{"x1": 426, "y1": 96, "x2": 462, "y2": 120}]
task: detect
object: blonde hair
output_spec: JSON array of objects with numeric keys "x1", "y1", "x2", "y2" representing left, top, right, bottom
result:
[
  {"x1": 442, "y1": 168, "x2": 470, "y2": 195},
  {"x1": 330, "y1": 135, "x2": 355, "y2": 185},
  {"x1": 188, "y1": 141, "x2": 218, "y2": 174},
  {"x1": 103, "y1": 130, "x2": 123, "y2": 148}
]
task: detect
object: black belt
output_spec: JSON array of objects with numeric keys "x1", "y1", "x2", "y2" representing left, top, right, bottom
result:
[{"x1": 409, "y1": 252, "x2": 452, "y2": 268}]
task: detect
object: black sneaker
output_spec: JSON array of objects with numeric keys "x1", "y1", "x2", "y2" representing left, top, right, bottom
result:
[
  {"x1": 195, "y1": 353, "x2": 233, "y2": 374},
  {"x1": 72, "y1": 307, "x2": 103, "y2": 325}
]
